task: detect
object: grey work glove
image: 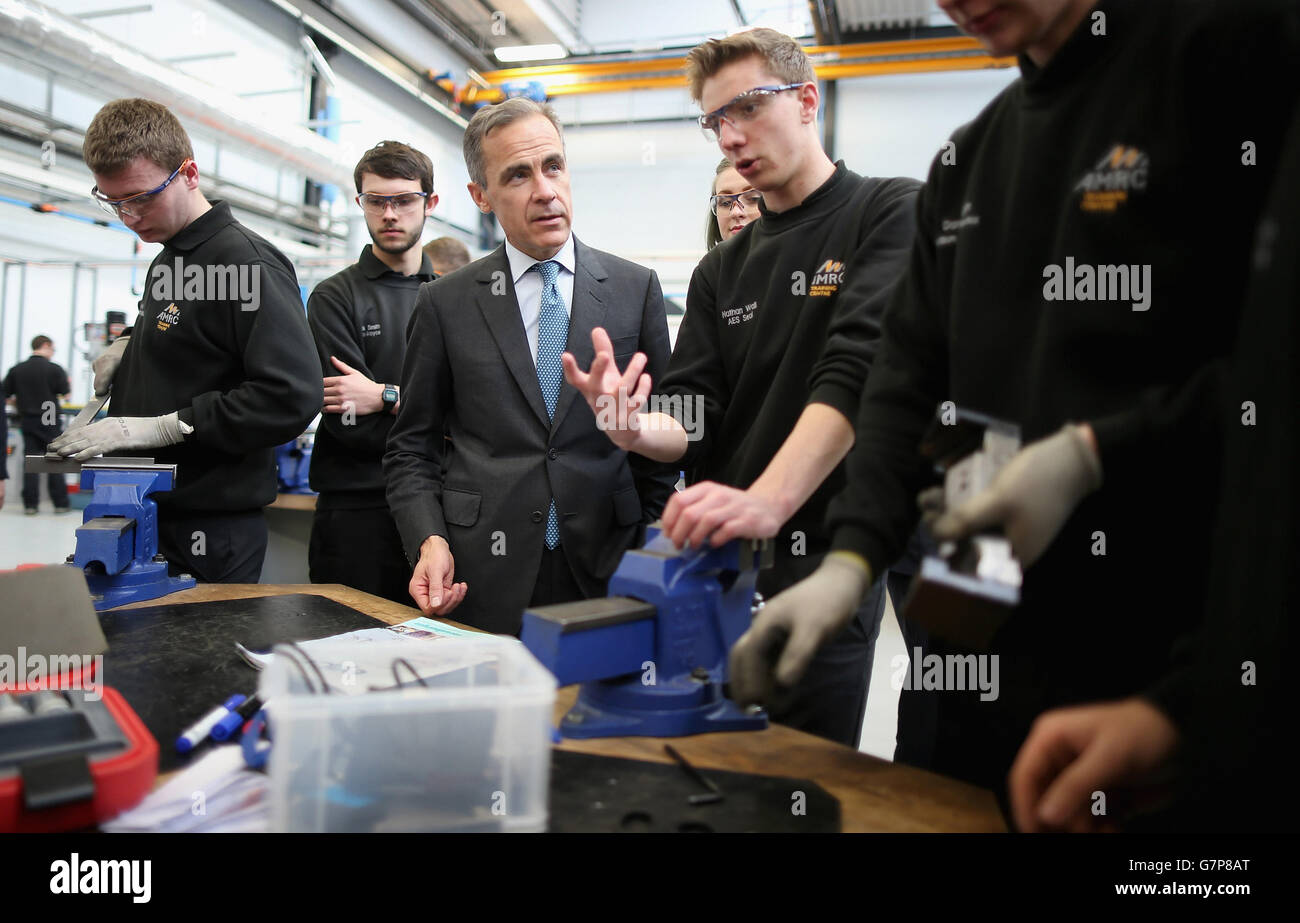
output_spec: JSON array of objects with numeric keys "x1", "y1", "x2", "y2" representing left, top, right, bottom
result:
[
  {"x1": 728, "y1": 553, "x2": 873, "y2": 707},
  {"x1": 931, "y1": 424, "x2": 1102, "y2": 567},
  {"x1": 92, "y1": 336, "x2": 130, "y2": 396},
  {"x1": 49, "y1": 412, "x2": 190, "y2": 461}
]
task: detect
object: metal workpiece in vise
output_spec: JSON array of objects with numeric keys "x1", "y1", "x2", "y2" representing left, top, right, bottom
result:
[
  {"x1": 520, "y1": 525, "x2": 773, "y2": 739},
  {"x1": 902, "y1": 404, "x2": 1024, "y2": 651},
  {"x1": 24, "y1": 454, "x2": 196, "y2": 611}
]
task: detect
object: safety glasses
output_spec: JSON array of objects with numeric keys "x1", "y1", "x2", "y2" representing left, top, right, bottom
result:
[
  {"x1": 355, "y1": 192, "x2": 431, "y2": 215},
  {"x1": 698, "y1": 84, "x2": 805, "y2": 141},
  {"x1": 91, "y1": 159, "x2": 191, "y2": 218},
  {"x1": 709, "y1": 190, "x2": 763, "y2": 215}
]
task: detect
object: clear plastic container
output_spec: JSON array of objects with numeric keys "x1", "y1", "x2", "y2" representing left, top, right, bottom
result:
[{"x1": 260, "y1": 637, "x2": 556, "y2": 832}]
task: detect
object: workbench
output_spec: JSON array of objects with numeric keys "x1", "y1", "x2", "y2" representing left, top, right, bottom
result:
[{"x1": 113, "y1": 582, "x2": 1006, "y2": 832}]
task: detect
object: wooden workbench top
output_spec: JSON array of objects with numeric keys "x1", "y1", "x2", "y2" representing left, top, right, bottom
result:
[
  {"x1": 114, "y1": 583, "x2": 1006, "y2": 832},
  {"x1": 267, "y1": 493, "x2": 318, "y2": 511}
]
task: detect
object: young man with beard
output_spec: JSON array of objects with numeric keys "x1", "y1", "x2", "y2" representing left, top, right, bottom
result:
[{"x1": 306, "y1": 141, "x2": 440, "y2": 602}]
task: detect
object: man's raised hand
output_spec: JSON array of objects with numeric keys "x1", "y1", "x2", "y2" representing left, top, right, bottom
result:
[{"x1": 561, "y1": 327, "x2": 650, "y2": 452}]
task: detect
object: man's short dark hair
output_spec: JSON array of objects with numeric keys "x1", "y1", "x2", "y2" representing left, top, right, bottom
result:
[
  {"x1": 31, "y1": 335, "x2": 52, "y2": 352},
  {"x1": 462, "y1": 98, "x2": 565, "y2": 188},
  {"x1": 422, "y1": 236, "x2": 471, "y2": 274},
  {"x1": 354, "y1": 141, "x2": 434, "y2": 195},
  {"x1": 83, "y1": 98, "x2": 194, "y2": 176}
]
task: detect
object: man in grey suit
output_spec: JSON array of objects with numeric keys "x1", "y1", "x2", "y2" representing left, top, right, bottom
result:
[{"x1": 384, "y1": 98, "x2": 675, "y2": 634}]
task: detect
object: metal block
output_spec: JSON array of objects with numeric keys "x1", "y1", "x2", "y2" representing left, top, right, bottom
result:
[{"x1": 73, "y1": 517, "x2": 135, "y2": 575}]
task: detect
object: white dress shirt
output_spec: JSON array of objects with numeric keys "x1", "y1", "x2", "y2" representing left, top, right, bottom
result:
[{"x1": 503, "y1": 235, "x2": 576, "y2": 365}]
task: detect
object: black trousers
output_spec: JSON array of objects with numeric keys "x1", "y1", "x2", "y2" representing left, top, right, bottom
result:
[
  {"x1": 764, "y1": 576, "x2": 887, "y2": 748},
  {"x1": 526, "y1": 545, "x2": 585, "y2": 613},
  {"x1": 309, "y1": 505, "x2": 412, "y2": 605},
  {"x1": 157, "y1": 509, "x2": 267, "y2": 583},
  {"x1": 20, "y1": 418, "x2": 68, "y2": 509}
]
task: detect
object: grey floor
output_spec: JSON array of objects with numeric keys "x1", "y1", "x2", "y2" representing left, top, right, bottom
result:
[
  {"x1": 1, "y1": 437, "x2": 904, "y2": 760},
  {"x1": 1, "y1": 443, "x2": 80, "y2": 570}
]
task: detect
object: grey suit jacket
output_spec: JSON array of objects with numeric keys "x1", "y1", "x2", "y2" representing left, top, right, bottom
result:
[{"x1": 384, "y1": 236, "x2": 676, "y2": 633}]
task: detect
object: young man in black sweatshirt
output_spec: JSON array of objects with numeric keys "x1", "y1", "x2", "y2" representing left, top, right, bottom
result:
[
  {"x1": 1008, "y1": 101, "x2": 1300, "y2": 834},
  {"x1": 307, "y1": 142, "x2": 440, "y2": 603},
  {"x1": 51, "y1": 98, "x2": 321, "y2": 583},
  {"x1": 730, "y1": 0, "x2": 1300, "y2": 789},
  {"x1": 564, "y1": 28, "x2": 919, "y2": 745}
]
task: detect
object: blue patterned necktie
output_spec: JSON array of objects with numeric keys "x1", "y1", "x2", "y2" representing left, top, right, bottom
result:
[{"x1": 530, "y1": 259, "x2": 568, "y2": 549}]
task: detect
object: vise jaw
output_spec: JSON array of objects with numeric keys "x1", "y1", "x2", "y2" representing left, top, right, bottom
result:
[
  {"x1": 521, "y1": 525, "x2": 772, "y2": 739},
  {"x1": 27, "y1": 457, "x2": 198, "y2": 611}
]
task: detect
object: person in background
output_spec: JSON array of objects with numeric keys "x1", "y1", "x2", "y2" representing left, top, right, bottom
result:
[
  {"x1": 3, "y1": 335, "x2": 71, "y2": 515},
  {"x1": 706, "y1": 157, "x2": 761, "y2": 249},
  {"x1": 422, "y1": 236, "x2": 472, "y2": 276},
  {"x1": 307, "y1": 141, "x2": 439, "y2": 604},
  {"x1": 54, "y1": 98, "x2": 321, "y2": 582}
]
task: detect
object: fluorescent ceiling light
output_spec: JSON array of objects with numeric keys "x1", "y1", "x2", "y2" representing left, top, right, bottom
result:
[{"x1": 494, "y1": 44, "x2": 568, "y2": 63}]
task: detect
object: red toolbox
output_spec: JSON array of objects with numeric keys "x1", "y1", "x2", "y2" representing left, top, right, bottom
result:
[{"x1": 0, "y1": 566, "x2": 157, "y2": 831}]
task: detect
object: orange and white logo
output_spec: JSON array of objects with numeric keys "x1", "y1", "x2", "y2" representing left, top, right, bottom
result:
[
  {"x1": 155, "y1": 302, "x2": 181, "y2": 332},
  {"x1": 1076, "y1": 144, "x2": 1149, "y2": 213},
  {"x1": 810, "y1": 258, "x2": 845, "y2": 296}
]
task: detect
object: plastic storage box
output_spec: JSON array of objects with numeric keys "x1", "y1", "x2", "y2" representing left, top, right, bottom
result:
[{"x1": 261, "y1": 637, "x2": 556, "y2": 832}]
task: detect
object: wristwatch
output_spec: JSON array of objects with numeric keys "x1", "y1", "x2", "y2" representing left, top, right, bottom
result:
[{"x1": 381, "y1": 384, "x2": 399, "y2": 413}]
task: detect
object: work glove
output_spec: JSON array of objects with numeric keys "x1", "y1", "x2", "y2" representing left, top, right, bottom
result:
[
  {"x1": 931, "y1": 424, "x2": 1102, "y2": 567},
  {"x1": 92, "y1": 336, "x2": 130, "y2": 396},
  {"x1": 49, "y1": 412, "x2": 190, "y2": 462},
  {"x1": 728, "y1": 553, "x2": 873, "y2": 707}
]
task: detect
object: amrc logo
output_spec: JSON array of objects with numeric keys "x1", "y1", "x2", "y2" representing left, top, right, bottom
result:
[
  {"x1": 1076, "y1": 145, "x2": 1149, "y2": 213},
  {"x1": 810, "y1": 259, "x2": 845, "y2": 296}
]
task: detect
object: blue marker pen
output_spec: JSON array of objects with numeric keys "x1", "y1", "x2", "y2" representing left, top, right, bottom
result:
[
  {"x1": 176, "y1": 695, "x2": 245, "y2": 753},
  {"x1": 210, "y1": 695, "x2": 264, "y2": 742}
]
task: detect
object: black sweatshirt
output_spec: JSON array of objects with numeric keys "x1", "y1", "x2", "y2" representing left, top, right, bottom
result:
[
  {"x1": 109, "y1": 201, "x2": 322, "y2": 513},
  {"x1": 828, "y1": 0, "x2": 1300, "y2": 715},
  {"x1": 307, "y1": 245, "x2": 435, "y2": 505},
  {"x1": 3, "y1": 355, "x2": 69, "y2": 417},
  {"x1": 1142, "y1": 102, "x2": 1300, "y2": 831},
  {"x1": 660, "y1": 163, "x2": 919, "y2": 592}
]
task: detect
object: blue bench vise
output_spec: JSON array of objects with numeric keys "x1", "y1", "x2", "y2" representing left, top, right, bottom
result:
[
  {"x1": 275, "y1": 433, "x2": 316, "y2": 495},
  {"x1": 520, "y1": 526, "x2": 772, "y2": 739},
  {"x1": 26, "y1": 455, "x2": 196, "y2": 611}
]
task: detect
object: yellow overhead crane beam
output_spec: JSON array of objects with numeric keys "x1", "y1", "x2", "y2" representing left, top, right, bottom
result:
[{"x1": 436, "y1": 36, "x2": 1015, "y2": 105}]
